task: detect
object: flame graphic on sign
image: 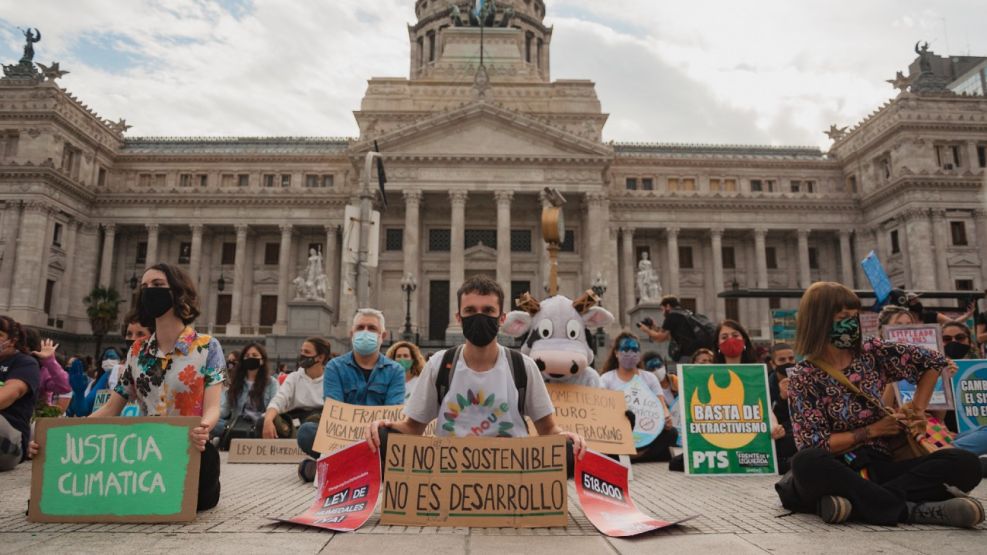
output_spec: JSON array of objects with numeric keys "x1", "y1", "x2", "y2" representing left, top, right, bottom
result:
[{"x1": 690, "y1": 370, "x2": 763, "y2": 449}]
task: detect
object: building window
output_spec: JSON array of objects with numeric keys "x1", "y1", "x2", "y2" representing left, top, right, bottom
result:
[
  {"x1": 667, "y1": 178, "x2": 679, "y2": 192},
  {"x1": 221, "y1": 174, "x2": 235, "y2": 187},
  {"x1": 769, "y1": 297, "x2": 781, "y2": 310},
  {"x1": 264, "y1": 243, "x2": 280, "y2": 265},
  {"x1": 751, "y1": 179, "x2": 764, "y2": 192},
  {"x1": 1, "y1": 132, "x2": 18, "y2": 158},
  {"x1": 625, "y1": 178, "x2": 637, "y2": 191},
  {"x1": 281, "y1": 174, "x2": 291, "y2": 188},
  {"x1": 710, "y1": 178, "x2": 737, "y2": 192},
  {"x1": 52, "y1": 222, "x2": 63, "y2": 247},
  {"x1": 935, "y1": 144, "x2": 962, "y2": 170},
  {"x1": 679, "y1": 246, "x2": 694, "y2": 269},
  {"x1": 766, "y1": 247, "x2": 778, "y2": 270},
  {"x1": 977, "y1": 145, "x2": 986, "y2": 168},
  {"x1": 560, "y1": 230, "x2": 575, "y2": 253},
  {"x1": 238, "y1": 174, "x2": 250, "y2": 187},
  {"x1": 956, "y1": 279, "x2": 975, "y2": 291},
  {"x1": 804, "y1": 180, "x2": 815, "y2": 193},
  {"x1": 511, "y1": 230, "x2": 531, "y2": 252},
  {"x1": 44, "y1": 280, "x2": 55, "y2": 315},
  {"x1": 417, "y1": 36, "x2": 424, "y2": 67},
  {"x1": 641, "y1": 178, "x2": 654, "y2": 191},
  {"x1": 721, "y1": 246, "x2": 735, "y2": 269},
  {"x1": 681, "y1": 298, "x2": 697, "y2": 313},
  {"x1": 681, "y1": 178, "x2": 696, "y2": 191},
  {"x1": 847, "y1": 175, "x2": 858, "y2": 193},
  {"x1": 197, "y1": 174, "x2": 208, "y2": 187},
  {"x1": 890, "y1": 230, "x2": 900, "y2": 254},
  {"x1": 178, "y1": 242, "x2": 191, "y2": 264},
  {"x1": 136, "y1": 241, "x2": 147, "y2": 264},
  {"x1": 138, "y1": 173, "x2": 152, "y2": 187},
  {"x1": 427, "y1": 31, "x2": 436, "y2": 62},
  {"x1": 808, "y1": 247, "x2": 819, "y2": 270},
  {"x1": 385, "y1": 228, "x2": 404, "y2": 251},
  {"x1": 97, "y1": 167, "x2": 107, "y2": 186},
  {"x1": 511, "y1": 281, "x2": 531, "y2": 307},
  {"x1": 259, "y1": 295, "x2": 278, "y2": 327},
  {"x1": 179, "y1": 174, "x2": 192, "y2": 187},
  {"x1": 322, "y1": 175, "x2": 334, "y2": 187},
  {"x1": 60, "y1": 142, "x2": 81, "y2": 178},
  {"x1": 877, "y1": 155, "x2": 891, "y2": 181},
  {"x1": 263, "y1": 174, "x2": 275, "y2": 188},
  {"x1": 465, "y1": 229, "x2": 497, "y2": 249},
  {"x1": 306, "y1": 174, "x2": 320, "y2": 188},
  {"x1": 429, "y1": 229, "x2": 451, "y2": 252},
  {"x1": 221, "y1": 242, "x2": 236, "y2": 265},
  {"x1": 950, "y1": 221, "x2": 969, "y2": 246},
  {"x1": 725, "y1": 298, "x2": 740, "y2": 322},
  {"x1": 304, "y1": 174, "x2": 333, "y2": 187}
]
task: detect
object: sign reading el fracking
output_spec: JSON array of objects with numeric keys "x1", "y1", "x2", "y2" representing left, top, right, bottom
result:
[
  {"x1": 381, "y1": 434, "x2": 568, "y2": 528},
  {"x1": 883, "y1": 324, "x2": 953, "y2": 410},
  {"x1": 679, "y1": 364, "x2": 777, "y2": 476},
  {"x1": 312, "y1": 398, "x2": 405, "y2": 455},
  {"x1": 29, "y1": 417, "x2": 200, "y2": 523},
  {"x1": 543, "y1": 383, "x2": 635, "y2": 455},
  {"x1": 952, "y1": 360, "x2": 987, "y2": 434}
]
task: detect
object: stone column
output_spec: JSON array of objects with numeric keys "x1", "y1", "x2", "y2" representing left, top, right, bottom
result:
[
  {"x1": 9, "y1": 202, "x2": 49, "y2": 319},
  {"x1": 0, "y1": 203, "x2": 22, "y2": 309},
  {"x1": 69, "y1": 223, "x2": 99, "y2": 331},
  {"x1": 227, "y1": 224, "x2": 249, "y2": 334},
  {"x1": 711, "y1": 227, "x2": 725, "y2": 318},
  {"x1": 666, "y1": 227, "x2": 680, "y2": 296},
  {"x1": 57, "y1": 221, "x2": 79, "y2": 320},
  {"x1": 585, "y1": 193, "x2": 608, "y2": 297},
  {"x1": 975, "y1": 209, "x2": 987, "y2": 287},
  {"x1": 145, "y1": 223, "x2": 160, "y2": 266},
  {"x1": 754, "y1": 227, "x2": 770, "y2": 336},
  {"x1": 904, "y1": 209, "x2": 936, "y2": 291},
  {"x1": 447, "y1": 190, "x2": 467, "y2": 335},
  {"x1": 98, "y1": 223, "x2": 117, "y2": 288},
  {"x1": 189, "y1": 224, "x2": 204, "y2": 288},
  {"x1": 403, "y1": 190, "x2": 423, "y2": 330},
  {"x1": 325, "y1": 224, "x2": 339, "y2": 313},
  {"x1": 930, "y1": 209, "x2": 949, "y2": 289},
  {"x1": 621, "y1": 227, "x2": 635, "y2": 323},
  {"x1": 495, "y1": 191, "x2": 513, "y2": 299},
  {"x1": 839, "y1": 229, "x2": 854, "y2": 287},
  {"x1": 275, "y1": 224, "x2": 293, "y2": 334},
  {"x1": 797, "y1": 229, "x2": 811, "y2": 288},
  {"x1": 853, "y1": 228, "x2": 872, "y2": 287}
]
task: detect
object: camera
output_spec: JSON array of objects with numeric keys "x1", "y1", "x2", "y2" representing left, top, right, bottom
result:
[{"x1": 638, "y1": 317, "x2": 654, "y2": 328}]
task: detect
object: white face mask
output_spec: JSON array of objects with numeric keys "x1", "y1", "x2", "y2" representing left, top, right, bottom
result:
[
  {"x1": 102, "y1": 359, "x2": 118, "y2": 371},
  {"x1": 654, "y1": 367, "x2": 667, "y2": 382}
]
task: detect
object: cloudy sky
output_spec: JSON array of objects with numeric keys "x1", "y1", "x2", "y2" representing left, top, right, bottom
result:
[{"x1": 1, "y1": 0, "x2": 985, "y2": 148}]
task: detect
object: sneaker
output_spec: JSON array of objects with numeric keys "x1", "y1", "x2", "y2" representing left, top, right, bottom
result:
[
  {"x1": 297, "y1": 458, "x2": 317, "y2": 483},
  {"x1": 817, "y1": 495, "x2": 852, "y2": 524},
  {"x1": 908, "y1": 498, "x2": 985, "y2": 528}
]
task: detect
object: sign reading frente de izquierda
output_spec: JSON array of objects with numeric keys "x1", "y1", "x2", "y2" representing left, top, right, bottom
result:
[{"x1": 29, "y1": 417, "x2": 201, "y2": 523}]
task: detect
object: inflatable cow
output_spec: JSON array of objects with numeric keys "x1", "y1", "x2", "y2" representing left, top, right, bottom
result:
[{"x1": 502, "y1": 290, "x2": 614, "y2": 386}]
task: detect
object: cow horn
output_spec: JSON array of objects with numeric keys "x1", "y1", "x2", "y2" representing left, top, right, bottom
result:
[
  {"x1": 572, "y1": 290, "x2": 599, "y2": 314},
  {"x1": 515, "y1": 292, "x2": 541, "y2": 315}
]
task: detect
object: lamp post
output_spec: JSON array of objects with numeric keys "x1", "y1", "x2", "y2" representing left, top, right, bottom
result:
[
  {"x1": 400, "y1": 273, "x2": 417, "y2": 342},
  {"x1": 591, "y1": 272, "x2": 608, "y2": 359},
  {"x1": 128, "y1": 271, "x2": 138, "y2": 291}
]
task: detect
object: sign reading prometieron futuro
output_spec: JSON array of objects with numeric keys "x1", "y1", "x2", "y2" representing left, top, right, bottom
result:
[
  {"x1": 381, "y1": 435, "x2": 568, "y2": 528},
  {"x1": 542, "y1": 383, "x2": 635, "y2": 455},
  {"x1": 29, "y1": 417, "x2": 200, "y2": 523}
]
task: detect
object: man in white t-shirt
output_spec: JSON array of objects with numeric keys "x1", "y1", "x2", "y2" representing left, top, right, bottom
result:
[{"x1": 367, "y1": 276, "x2": 586, "y2": 467}]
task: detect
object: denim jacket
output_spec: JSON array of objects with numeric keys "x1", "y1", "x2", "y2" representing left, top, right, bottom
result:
[{"x1": 322, "y1": 351, "x2": 405, "y2": 406}]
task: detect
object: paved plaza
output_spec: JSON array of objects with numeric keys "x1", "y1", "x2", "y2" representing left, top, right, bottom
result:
[{"x1": 1, "y1": 453, "x2": 985, "y2": 554}]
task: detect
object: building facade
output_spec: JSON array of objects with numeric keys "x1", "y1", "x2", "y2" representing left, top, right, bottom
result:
[{"x1": 1, "y1": 0, "x2": 986, "y2": 359}]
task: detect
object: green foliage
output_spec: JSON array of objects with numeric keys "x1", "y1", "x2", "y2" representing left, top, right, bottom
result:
[{"x1": 83, "y1": 286, "x2": 123, "y2": 337}]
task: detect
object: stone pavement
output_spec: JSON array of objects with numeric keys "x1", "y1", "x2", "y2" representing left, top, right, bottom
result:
[{"x1": 1, "y1": 453, "x2": 985, "y2": 554}]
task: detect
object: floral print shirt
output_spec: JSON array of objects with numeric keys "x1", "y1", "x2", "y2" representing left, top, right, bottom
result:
[
  {"x1": 788, "y1": 337, "x2": 948, "y2": 456},
  {"x1": 114, "y1": 327, "x2": 225, "y2": 417}
]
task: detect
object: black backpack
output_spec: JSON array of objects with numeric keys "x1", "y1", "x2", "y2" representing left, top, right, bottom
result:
[
  {"x1": 671, "y1": 309, "x2": 717, "y2": 354},
  {"x1": 435, "y1": 345, "x2": 528, "y2": 417}
]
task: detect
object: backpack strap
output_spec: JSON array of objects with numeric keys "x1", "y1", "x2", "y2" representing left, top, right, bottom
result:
[
  {"x1": 810, "y1": 358, "x2": 892, "y2": 417},
  {"x1": 435, "y1": 345, "x2": 463, "y2": 410},
  {"x1": 507, "y1": 348, "x2": 527, "y2": 417}
]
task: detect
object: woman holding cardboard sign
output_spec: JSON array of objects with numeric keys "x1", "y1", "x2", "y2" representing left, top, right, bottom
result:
[
  {"x1": 780, "y1": 282, "x2": 983, "y2": 528},
  {"x1": 30, "y1": 263, "x2": 226, "y2": 511}
]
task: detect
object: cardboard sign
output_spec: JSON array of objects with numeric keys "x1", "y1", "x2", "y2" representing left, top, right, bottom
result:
[
  {"x1": 622, "y1": 376, "x2": 666, "y2": 449},
  {"x1": 275, "y1": 441, "x2": 380, "y2": 532},
  {"x1": 311, "y1": 398, "x2": 405, "y2": 455},
  {"x1": 92, "y1": 389, "x2": 113, "y2": 412},
  {"x1": 29, "y1": 417, "x2": 200, "y2": 523},
  {"x1": 575, "y1": 450, "x2": 697, "y2": 537},
  {"x1": 381, "y1": 434, "x2": 568, "y2": 528},
  {"x1": 228, "y1": 439, "x2": 308, "y2": 464},
  {"x1": 952, "y1": 360, "x2": 987, "y2": 434},
  {"x1": 542, "y1": 383, "x2": 635, "y2": 455},
  {"x1": 883, "y1": 324, "x2": 953, "y2": 410},
  {"x1": 679, "y1": 364, "x2": 777, "y2": 476}
]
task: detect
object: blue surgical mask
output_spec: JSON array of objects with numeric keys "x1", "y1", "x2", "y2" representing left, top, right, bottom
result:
[{"x1": 352, "y1": 331, "x2": 380, "y2": 356}]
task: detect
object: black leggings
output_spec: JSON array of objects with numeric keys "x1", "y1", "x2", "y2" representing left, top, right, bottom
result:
[
  {"x1": 786, "y1": 447, "x2": 982, "y2": 525},
  {"x1": 197, "y1": 441, "x2": 221, "y2": 511},
  {"x1": 633, "y1": 429, "x2": 678, "y2": 463}
]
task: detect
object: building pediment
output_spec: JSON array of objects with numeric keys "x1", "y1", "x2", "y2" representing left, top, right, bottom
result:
[
  {"x1": 350, "y1": 101, "x2": 613, "y2": 162},
  {"x1": 464, "y1": 244, "x2": 497, "y2": 261}
]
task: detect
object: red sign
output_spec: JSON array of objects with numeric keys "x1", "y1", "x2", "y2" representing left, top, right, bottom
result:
[
  {"x1": 274, "y1": 441, "x2": 380, "y2": 532},
  {"x1": 575, "y1": 451, "x2": 697, "y2": 537}
]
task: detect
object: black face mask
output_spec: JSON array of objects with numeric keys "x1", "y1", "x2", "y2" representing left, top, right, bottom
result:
[
  {"x1": 944, "y1": 342, "x2": 971, "y2": 360},
  {"x1": 240, "y1": 358, "x2": 262, "y2": 372},
  {"x1": 139, "y1": 287, "x2": 174, "y2": 326},
  {"x1": 775, "y1": 362, "x2": 796, "y2": 377},
  {"x1": 461, "y1": 314, "x2": 500, "y2": 347},
  {"x1": 298, "y1": 355, "x2": 318, "y2": 369}
]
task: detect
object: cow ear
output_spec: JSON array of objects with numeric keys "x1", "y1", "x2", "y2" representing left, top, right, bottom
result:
[
  {"x1": 582, "y1": 306, "x2": 614, "y2": 329},
  {"x1": 501, "y1": 311, "x2": 533, "y2": 338}
]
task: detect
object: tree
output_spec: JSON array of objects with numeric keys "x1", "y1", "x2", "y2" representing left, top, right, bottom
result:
[{"x1": 83, "y1": 286, "x2": 123, "y2": 361}]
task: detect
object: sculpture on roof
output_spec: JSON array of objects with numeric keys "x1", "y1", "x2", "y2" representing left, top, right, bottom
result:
[
  {"x1": 36, "y1": 61, "x2": 68, "y2": 82},
  {"x1": 20, "y1": 28, "x2": 41, "y2": 64},
  {"x1": 915, "y1": 41, "x2": 932, "y2": 73},
  {"x1": 450, "y1": 4, "x2": 465, "y2": 26},
  {"x1": 886, "y1": 70, "x2": 910, "y2": 92},
  {"x1": 825, "y1": 124, "x2": 848, "y2": 142},
  {"x1": 2, "y1": 27, "x2": 44, "y2": 82}
]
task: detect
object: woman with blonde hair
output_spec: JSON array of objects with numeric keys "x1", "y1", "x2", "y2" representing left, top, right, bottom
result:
[
  {"x1": 385, "y1": 341, "x2": 426, "y2": 401},
  {"x1": 780, "y1": 282, "x2": 982, "y2": 528}
]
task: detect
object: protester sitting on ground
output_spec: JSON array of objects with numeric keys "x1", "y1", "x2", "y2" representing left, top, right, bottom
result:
[
  {"x1": 23, "y1": 328, "x2": 69, "y2": 410},
  {"x1": 386, "y1": 340, "x2": 426, "y2": 401},
  {"x1": 213, "y1": 343, "x2": 279, "y2": 447},
  {"x1": 294, "y1": 309, "x2": 404, "y2": 482},
  {"x1": 262, "y1": 337, "x2": 330, "y2": 448},
  {"x1": 637, "y1": 295, "x2": 715, "y2": 362},
  {"x1": 937, "y1": 321, "x2": 987, "y2": 472},
  {"x1": 767, "y1": 342, "x2": 798, "y2": 474},
  {"x1": 66, "y1": 347, "x2": 120, "y2": 417},
  {"x1": 111, "y1": 310, "x2": 152, "y2": 391},
  {"x1": 690, "y1": 348, "x2": 715, "y2": 364},
  {"x1": 599, "y1": 333, "x2": 677, "y2": 462},
  {"x1": 780, "y1": 281, "x2": 983, "y2": 528},
  {"x1": 643, "y1": 351, "x2": 676, "y2": 406},
  {"x1": 31, "y1": 263, "x2": 227, "y2": 511},
  {"x1": 225, "y1": 351, "x2": 240, "y2": 385},
  {"x1": 366, "y1": 276, "x2": 586, "y2": 472},
  {"x1": 0, "y1": 316, "x2": 40, "y2": 471}
]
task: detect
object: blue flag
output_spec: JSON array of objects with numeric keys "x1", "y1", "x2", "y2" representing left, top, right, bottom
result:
[
  {"x1": 861, "y1": 250, "x2": 892, "y2": 304},
  {"x1": 473, "y1": 0, "x2": 486, "y2": 18}
]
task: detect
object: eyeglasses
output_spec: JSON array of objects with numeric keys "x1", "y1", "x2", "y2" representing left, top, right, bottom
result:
[{"x1": 943, "y1": 333, "x2": 969, "y2": 343}]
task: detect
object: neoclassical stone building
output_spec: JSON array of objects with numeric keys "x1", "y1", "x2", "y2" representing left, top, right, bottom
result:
[{"x1": 1, "y1": 1, "x2": 985, "y2": 359}]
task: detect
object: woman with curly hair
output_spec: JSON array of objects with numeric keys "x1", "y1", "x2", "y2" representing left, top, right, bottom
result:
[{"x1": 386, "y1": 340, "x2": 426, "y2": 401}]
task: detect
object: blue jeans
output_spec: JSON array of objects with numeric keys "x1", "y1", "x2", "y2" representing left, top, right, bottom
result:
[
  {"x1": 953, "y1": 426, "x2": 987, "y2": 456},
  {"x1": 296, "y1": 421, "x2": 319, "y2": 459}
]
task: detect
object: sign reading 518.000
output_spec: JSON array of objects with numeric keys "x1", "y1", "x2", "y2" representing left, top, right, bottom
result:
[{"x1": 679, "y1": 364, "x2": 777, "y2": 476}]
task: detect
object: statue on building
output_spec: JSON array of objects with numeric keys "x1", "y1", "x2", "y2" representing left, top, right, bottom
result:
[
  {"x1": 915, "y1": 41, "x2": 932, "y2": 73},
  {"x1": 636, "y1": 252, "x2": 662, "y2": 303},
  {"x1": 450, "y1": 4, "x2": 465, "y2": 27},
  {"x1": 293, "y1": 246, "x2": 328, "y2": 301},
  {"x1": 20, "y1": 28, "x2": 41, "y2": 64},
  {"x1": 3, "y1": 27, "x2": 43, "y2": 82}
]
